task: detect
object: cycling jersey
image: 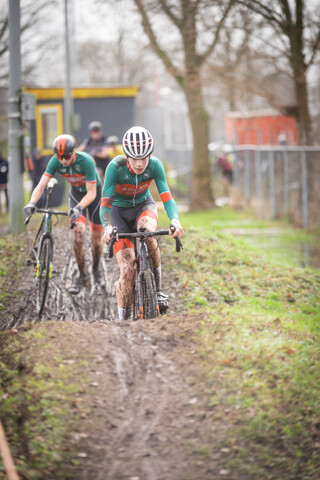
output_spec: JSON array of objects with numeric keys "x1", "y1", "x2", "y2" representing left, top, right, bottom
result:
[
  {"x1": 44, "y1": 151, "x2": 100, "y2": 193},
  {"x1": 100, "y1": 155, "x2": 179, "y2": 228}
]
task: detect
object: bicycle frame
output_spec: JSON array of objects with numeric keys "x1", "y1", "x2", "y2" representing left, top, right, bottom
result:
[
  {"x1": 25, "y1": 178, "x2": 69, "y2": 315},
  {"x1": 108, "y1": 225, "x2": 183, "y2": 320}
]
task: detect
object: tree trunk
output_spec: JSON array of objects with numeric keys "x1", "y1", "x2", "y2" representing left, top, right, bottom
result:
[
  {"x1": 184, "y1": 67, "x2": 214, "y2": 209},
  {"x1": 293, "y1": 66, "x2": 313, "y2": 145}
]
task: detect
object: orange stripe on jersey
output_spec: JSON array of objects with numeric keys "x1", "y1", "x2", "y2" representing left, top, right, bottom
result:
[
  {"x1": 101, "y1": 197, "x2": 112, "y2": 208},
  {"x1": 113, "y1": 238, "x2": 134, "y2": 255},
  {"x1": 160, "y1": 191, "x2": 172, "y2": 203},
  {"x1": 44, "y1": 172, "x2": 52, "y2": 178}
]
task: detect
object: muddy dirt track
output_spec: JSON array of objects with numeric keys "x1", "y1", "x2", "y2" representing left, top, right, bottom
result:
[{"x1": 0, "y1": 227, "x2": 238, "y2": 480}]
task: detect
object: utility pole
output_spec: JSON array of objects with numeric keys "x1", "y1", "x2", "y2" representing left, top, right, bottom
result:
[
  {"x1": 64, "y1": 0, "x2": 73, "y2": 134},
  {"x1": 8, "y1": 0, "x2": 24, "y2": 234}
]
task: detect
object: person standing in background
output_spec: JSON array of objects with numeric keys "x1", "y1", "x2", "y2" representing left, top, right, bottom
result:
[
  {"x1": 0, "y1": 151, "x2": 8, "y2": 214},
  {"x1": 106, "y1": 136, "x2": 124, "y2": 160},
  {"x1": 78, "y1": 121, "x2": 110, "y2": 181}
]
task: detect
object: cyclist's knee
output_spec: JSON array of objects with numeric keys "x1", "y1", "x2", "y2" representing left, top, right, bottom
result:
[
  {"x1": 73, "y1": 223, "x2": 85, "y2": 245},
  {"x1": 137, "y1": 215, "x2": 157, "y2": 232}
]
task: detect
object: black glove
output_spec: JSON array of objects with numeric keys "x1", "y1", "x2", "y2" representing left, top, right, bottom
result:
[
  {"x1": 68, "y1": 205, "x2": 82, "y2": 224},
  {"x1": 24, "y1": 202, "x2": 36, "y2": 217}
]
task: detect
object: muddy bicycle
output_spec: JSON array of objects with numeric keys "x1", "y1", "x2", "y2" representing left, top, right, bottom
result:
[
  {"x1": 25, "y1": 178, "x2": 71, "y2": 315},
  {"x1": 107, "y1": 225, "x2": 183, "y2": 320}
]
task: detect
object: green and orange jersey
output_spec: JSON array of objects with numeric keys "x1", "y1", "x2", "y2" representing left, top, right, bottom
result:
[
  {"x1": 100, "y1": 155, "x2": 179, "y2": 227},
  {"x1": 44, "y1": 151, "x2": 100, "y2": 193}
]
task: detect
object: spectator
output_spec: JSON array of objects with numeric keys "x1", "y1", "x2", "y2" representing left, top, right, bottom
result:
[
  {"x1": 0, "y1": 151, "x2": 9, "y2": 214},
  {"x1": 217, "y1": 150, "x2": 233, "y2": 197},
  {"x1": 106, "y1": 135, "x2": 124, "y2": 160},
  {"x1": 78, "y1": 121, "x2": 110, "y2": 181}
]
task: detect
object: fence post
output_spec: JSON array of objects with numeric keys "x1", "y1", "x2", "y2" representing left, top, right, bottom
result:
[
  {"x1": 255, "y1": 149, "x2": 262, "y2": 217},
  {"x1": 244, "y1": 149, "x2": 250, "y2": 204},
  {"x1": 301, "y1": 150, "x2": 308, "y2": 229},
  {"x1": 283, "y1": 149, "x2": 289, "y2": 216},
  {"x1": 268, "y1": 150, "x2": 276, "y2": 219}
]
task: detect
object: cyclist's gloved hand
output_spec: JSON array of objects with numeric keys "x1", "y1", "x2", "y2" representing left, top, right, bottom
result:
[
  {"x1": 103, "y1": 224, "x2": 114, "y2": 244},
  {"x1": 170, "y1": 218, "x2": 184, "y2": 238},
  {"x1": 24, "y1": 202, "x2": 36, "y2": 217},
  {"x1": 68, "y1": 205, "x2": 82, "y2": 224}
]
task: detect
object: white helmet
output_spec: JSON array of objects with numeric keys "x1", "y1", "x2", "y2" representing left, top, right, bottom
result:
[{"x1": 122, "y1": 126, "x2": 154, "y2": 159}]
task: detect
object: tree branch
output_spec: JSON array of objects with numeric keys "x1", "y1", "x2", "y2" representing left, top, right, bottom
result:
[
  {"x1": 133, "y1": 0, "x2": 184, "y2": 84},
  {"x1": 200, "y1": 0, "x2": 235, "y2": 65}
]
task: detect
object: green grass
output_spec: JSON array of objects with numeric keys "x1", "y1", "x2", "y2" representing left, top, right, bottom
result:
[
  {"x1": 0, "y1": 324, "x2": 87, "y2": 480},
  {"x1": 160, "y1": 207, "x2": 320, "y2": 479},
  {"x1": 0, "y1": 236, "x2": 25, "y2": 310},
  {"x1": 0, "y1": 206, "x2": 319, "y2": 479}
]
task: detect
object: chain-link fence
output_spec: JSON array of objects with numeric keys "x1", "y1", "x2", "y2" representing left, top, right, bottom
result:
[{"x1": 231, "y1": 146, "x2": 320, "y2": 229}]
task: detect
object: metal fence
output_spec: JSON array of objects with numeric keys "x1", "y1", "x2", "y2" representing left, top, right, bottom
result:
[{"x1": 231, "y1": 145, "x2": 320, "y2": 229}]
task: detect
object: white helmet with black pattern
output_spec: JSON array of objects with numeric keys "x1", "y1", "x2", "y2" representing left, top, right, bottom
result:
[{"x1": 122, "y1": 126, "x2": 154, "y2": 159}]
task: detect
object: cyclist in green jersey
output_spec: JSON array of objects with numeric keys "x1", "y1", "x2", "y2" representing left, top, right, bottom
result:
[
  {"x1": 100, "y1": 125, "x2": 184, "y2": 321},
  {"x1": 24, "y1": 134, "x2": 104, "y2": 294}
]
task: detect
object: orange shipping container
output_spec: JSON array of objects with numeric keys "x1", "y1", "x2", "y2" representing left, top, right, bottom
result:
[{"x1": 225, "y1": 109, "x2": 298, "y2": 146}]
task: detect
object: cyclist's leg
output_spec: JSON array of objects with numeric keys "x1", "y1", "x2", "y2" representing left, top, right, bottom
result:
[
  {"x1": 136, "y1": 197, "x2": 161, "y2": 285},
  {"x1": 115, "y1": 246, "x2": 135, "y2": 320},
  {"x1": 69, "y1": 189, "x2": 87, "y2": 293},
  {"x1": 136, "y1": 197, "x2": 169, "y2": 313},
  {"x1": 111, "y1": 205, "x2": 136, "y2": 320},
  {"x1": 87, "y1": 184, "x2": 104, "y2": 283}
]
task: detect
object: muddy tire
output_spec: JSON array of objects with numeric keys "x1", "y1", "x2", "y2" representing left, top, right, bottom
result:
[
  {"x1": 36, "y1": 236, "x2": 53, "y2": 315},
  {"x1": 137, "y1": 269, "x2": 159, "y2": 319},
  {"x1": 132, "y1": 278, "x2": 139, "y2": 320}
]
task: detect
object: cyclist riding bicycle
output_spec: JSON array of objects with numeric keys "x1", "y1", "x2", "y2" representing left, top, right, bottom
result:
[
  {"x1": 24, "y1": 134, "x2": 104, "y2": 294},
  {"x1": 100, "y1": 125, "x2": 184, "y2": 321}
]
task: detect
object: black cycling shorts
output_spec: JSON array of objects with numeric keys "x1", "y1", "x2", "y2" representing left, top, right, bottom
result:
[
  {"x1": 69, "y1": 183, "x2": 103, "y2": 231},
  {"x1": 111, "y1": 195, "x2": 158, "y2": 234}
]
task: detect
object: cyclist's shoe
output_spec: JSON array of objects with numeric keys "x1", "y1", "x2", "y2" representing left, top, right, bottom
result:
[
  {"x1": 93, "y1": 268, "x2": 105, "y2": 288},
  {"x1": 69, "y1": 274, "x2": 87, "y2": 295},
  {"x1": 157, "y1": 291, "x2": 169, "y2": 314}
]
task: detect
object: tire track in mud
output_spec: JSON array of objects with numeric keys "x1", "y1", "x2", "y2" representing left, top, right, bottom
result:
[
  {"x1": 69, "y1": 320, "x2": 228, "y2": 480},
  {"x1": 1, "y1": 227, "x2": 119, "y2": 330}
]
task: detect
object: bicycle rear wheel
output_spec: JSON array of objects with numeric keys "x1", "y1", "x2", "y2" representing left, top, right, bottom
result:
[
  {"x1": 137, "y1": 269, "x2": 159, "y2": 319},
  {"x1": 36, "y1": 236, "x2": 53, "y2": 315}
]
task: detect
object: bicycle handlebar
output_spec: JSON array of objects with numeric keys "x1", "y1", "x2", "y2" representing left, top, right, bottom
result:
[
  {"x1": 24, "y1": 209, "x2": 74, "y2": 228},
  {"x1": 107, "y1": 224, "x2": 183, "y2": 258}
]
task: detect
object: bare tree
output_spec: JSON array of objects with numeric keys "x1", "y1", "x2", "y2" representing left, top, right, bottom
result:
[
  {"x1": 130, "y1": 0, "x2": 234, "y2": 209},
  {"x1": 0, "y1": 0, "x2": 60, "y2": 86},
  {"x1": 235, "y1": 0, "x2": 320, "y2": 145}
]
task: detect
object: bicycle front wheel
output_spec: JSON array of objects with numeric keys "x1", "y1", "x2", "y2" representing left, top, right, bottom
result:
[
  {"x1": 138, "y1": 269, "x2": 159, "y2": 319},
  {"x1": 36, "y1": 236, "x2": 53, "y2": 315}
]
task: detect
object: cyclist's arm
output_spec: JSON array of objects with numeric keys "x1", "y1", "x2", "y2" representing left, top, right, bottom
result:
[
  {"x1": 30, "y1": 174, "x2": 50, "y2": 204},
  {"x1": 78, "y1": 181, "x2": 97, "y2": 209},
  {"x1": 94, "y1": 145, "x2": 110, "y2": 159},
  {"x1": 153, "y1": 161, "x2": 180, "y2": 221},
  {"x1": 99, "y1": 162, "x2": 117, "y2": 228},
  {"x1": 153, "y1": 160, "x2": 184, "y2": 238},
  {"x1": 77, "y1": 139, "x2": 88, "y2": 152}
]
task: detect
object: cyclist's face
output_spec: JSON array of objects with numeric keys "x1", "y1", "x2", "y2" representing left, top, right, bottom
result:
[
  {"x1": 127, "y1": 155, "x2": 150, "y2": 175},
  {"x1": 58, "y1": 151, "x2": 74, "y2": 166}
]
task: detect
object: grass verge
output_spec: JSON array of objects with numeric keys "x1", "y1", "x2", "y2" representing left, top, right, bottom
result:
[{"x1": 161, "y1": 207, "x2": 320, "y2": 479}]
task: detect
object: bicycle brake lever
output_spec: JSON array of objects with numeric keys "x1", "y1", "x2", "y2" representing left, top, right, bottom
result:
[
  {"x1": 169, "y1": 224, "x2": 183, "y2": 252},
  {"x1": 107, "y1": 227, "x2": 118, "y2": 258},
  {"x1": 24, "y1": 215, "x2": 32, "y2": 225}
]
